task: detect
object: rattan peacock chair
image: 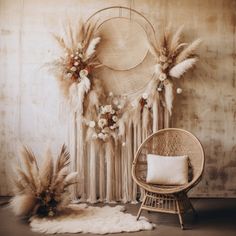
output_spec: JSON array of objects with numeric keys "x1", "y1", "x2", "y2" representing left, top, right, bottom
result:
[{"x1": 132, "y1": 128, "x2": 205, "y2": 229}]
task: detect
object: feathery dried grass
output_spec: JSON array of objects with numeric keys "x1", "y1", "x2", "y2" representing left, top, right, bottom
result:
[
  {"x1": 11, "y1": 145, "x2": 78, "y2": 218},
  {"x1": 49, "y1": 19, "x2": 101, "y2": 101},
  {"x1": 147, "y1": 25, "x2": 201, "y2": 115}
]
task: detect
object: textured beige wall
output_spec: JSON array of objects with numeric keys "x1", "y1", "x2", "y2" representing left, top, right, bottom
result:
[{"x1": 0, "y1": 0, "x2": 235, "y2": 197}]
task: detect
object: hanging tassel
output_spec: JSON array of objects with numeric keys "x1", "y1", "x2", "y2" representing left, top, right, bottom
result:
[
  {"x1": 105, "y1": 140, "x2": 114, "y2": 203},
  {"x1": 152, "y1": 92, "x2": 159, "y2": 133},
  {"x1": 69, "y1": 112, "x2": 77, "y2": 200},
  {"x1": 98, "y1": 144, "x2": 105, "y2": 202},
  {"x1": 164, "y1": 80, "x2": 174, "y2": 116},
  {"x1": 114, "y1": 142, "x2": 121, "y2": 201},
  {"x1": 132, "y1": 121, "x2": 138, "y2": 203},
  {"x1": 142, "y1": 107, "x2": 151, "y2": 140},
  {"x1": 88, "y1": 140, "x2": 97, "y2": 203},
  {"x1": 127, "y1": 120, "x2": 133, "y2": 202},
  {"x1": 76, "y1": 116, "x2": 85, "y2": 201}
]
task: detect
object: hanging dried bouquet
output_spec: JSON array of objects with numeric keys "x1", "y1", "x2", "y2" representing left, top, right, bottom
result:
[
  {"x1": 49, "y1": 20, "x2": 102, "y2": 115},
  {"x1": 149, "y1": 26, "x2": 202, "y2": 114}
]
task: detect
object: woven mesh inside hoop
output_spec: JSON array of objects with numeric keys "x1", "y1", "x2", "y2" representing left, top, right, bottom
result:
[{"x1": 86, "y1": 6, "x2": 156, "y2": 96}]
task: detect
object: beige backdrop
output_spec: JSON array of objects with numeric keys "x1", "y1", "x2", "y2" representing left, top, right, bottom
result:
[{"x1": 0, "y1": 0, "x2": 236, "y2": 197}]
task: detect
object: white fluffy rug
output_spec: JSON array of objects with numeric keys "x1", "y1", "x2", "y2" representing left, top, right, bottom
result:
[{"x1": 30, "y1": 204, "x2": 155, "y2": 234}]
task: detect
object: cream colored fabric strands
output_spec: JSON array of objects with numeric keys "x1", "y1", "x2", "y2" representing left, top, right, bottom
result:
[
  {"x1": 105, "y1": 140, "x2": 114, "y2": 202},
  {"x1": 98, "y1": 146, "x2": 105, "y2": 202},
  {"x1": 89, "y1": 140, "x2": 97, "y2": 203}
]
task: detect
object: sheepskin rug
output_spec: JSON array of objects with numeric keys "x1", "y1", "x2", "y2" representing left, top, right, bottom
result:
[{"x1": 30, "y1": 204, "x2": 155, "y2": 234}]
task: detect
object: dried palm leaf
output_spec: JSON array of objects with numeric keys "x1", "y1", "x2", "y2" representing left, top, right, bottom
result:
[
  {"x1": 55, "y1": 144, "x2": 70, "y2": 173},
  {"x1": 39, "y1": 149, "x2": 54, "y2": 189},
  {"x1": 164, "y1": 81, "x2": 174, "y2": 115},
  {"x1": 20, "y1": 146, "x2": 40, "y2": 191}
]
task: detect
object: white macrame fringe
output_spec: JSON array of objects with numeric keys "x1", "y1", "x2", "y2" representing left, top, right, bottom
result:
[{"x1": 65, "y1": 81, "x2": 171, "y2": 203}]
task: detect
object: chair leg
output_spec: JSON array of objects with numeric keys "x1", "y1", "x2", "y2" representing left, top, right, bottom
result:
[
  {"x1": 137, "y1": 194, "x2": 147, "y2": 220},
  {"x1": 178, "y1": 212, "x2": 184, "y2": 230},
  {"x1": 176, "y1": 200, "x2": 185, "y2": 229}
]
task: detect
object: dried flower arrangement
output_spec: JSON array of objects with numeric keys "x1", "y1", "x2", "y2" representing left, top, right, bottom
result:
[
  {"x1": 149, "y1": 25, "x2": 201, "y2": 114},
  {"x1": 49, "y1": 20, "x2": 102, "y2": 115},
  {"x1": 10, "y1": 145, "x2": 78, "y2": 218},
  {"x1": 86, "y1": 104, "x2": 120, "y2": 141}
]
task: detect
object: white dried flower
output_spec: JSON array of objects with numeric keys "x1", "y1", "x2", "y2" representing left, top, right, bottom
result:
[
  {"x1": 74, "y1": 61, "x2": 79, "y2": 66},
  {"x1": 71, "y1": 66, "x2": 77, "y2": 72},
  {"x1": 111, "y1": 109, "x2": 115, "y2": 114},
  {"x1": 74, "y1": 56, "x2": 79, "y2": 60},
  {"x1": 70, "y1": 54, "x2": 74, "y2": 58},
  {"x1": 92, "y1": 133, "x2": 98, "y2": 140},
  {"x1": 79, "y1": 69, "x2": 88, "y2": 78},
  {"x1": 100, "y1": 106, "x2": 106, "y2": 114},
  {"x1": 105, "y1": 105, "x2": 112, "y2": 113},
  {"x1": 177, "y1": 88, "x2": 183, "y2": 94},
  {"x1": 142, "y1": 93, "x2": 148, "y2": 99},
  {"x1": 89, "y1": 121, "x2": 96, "y2": 128},
  {"x1": 110, "y1": 125, "x2": 115, "y2": 130},
  {"x1": 157, "y1": 87, "x2": 163, "y2": 92},
  {"x1": 98, "y1": 133, "x2": 104, "y2": 139},
  {"x1": 109, "y1": 92, "x2": 113, "y2": 97},
  {"x1": 159, "y1": 72, "x2": 167, "y2": 81},
  {"x1": 117, "y1": 104, "x2": 123, "y2": 110},
  {"x1": 159, "y1": 55, "x2": 168, "y2": 62},
  {"x1": 66, "y1": 73, "x2": 72, "y2": 79},
  {"x1": 98, "y1": 118, "x2": 107, "y2": 128},
  {"x1": 112, "y1": 116, "x2": 118, "y2": 122}
]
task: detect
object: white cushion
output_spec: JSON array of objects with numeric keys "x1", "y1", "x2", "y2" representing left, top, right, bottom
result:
[{"x1": 146, "y1": 154, "x2": 189, "y2": 185}]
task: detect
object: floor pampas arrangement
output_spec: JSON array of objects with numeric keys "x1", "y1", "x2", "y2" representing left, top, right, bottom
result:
[{"x1": 10, "y1": 145, "x2": 78, "y2": 218}]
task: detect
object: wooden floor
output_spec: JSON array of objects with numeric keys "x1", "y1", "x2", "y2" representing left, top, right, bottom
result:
[{"x1": 0, "y1": 198, "x2": 236, "y2": 236}]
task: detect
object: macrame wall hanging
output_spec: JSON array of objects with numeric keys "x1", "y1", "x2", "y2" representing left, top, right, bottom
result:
[{"x1": 49, "y1": 6, "x2": 201, "y2": 203}]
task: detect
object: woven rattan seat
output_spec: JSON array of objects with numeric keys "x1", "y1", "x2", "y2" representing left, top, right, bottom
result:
[{"x1": 132, "y1": 128, "x2": 205, "y2": 229}]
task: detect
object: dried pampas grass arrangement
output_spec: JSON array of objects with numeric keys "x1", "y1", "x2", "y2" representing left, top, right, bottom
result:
[
  {"x1": 148, "y1": 25, "x2": 201, "y2": 114},
  {"x1": 49, "y1": 20, "x2": 102, "y2": 115},
  {"x1": 10, "y1": 144, "x2": 78, "y2": 218}
]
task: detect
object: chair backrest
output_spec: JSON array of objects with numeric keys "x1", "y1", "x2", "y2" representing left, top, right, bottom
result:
[{"x1": 132, "y1": 128, "x2": 205, "y2": 194}]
